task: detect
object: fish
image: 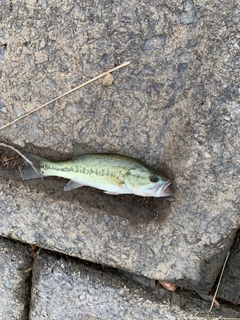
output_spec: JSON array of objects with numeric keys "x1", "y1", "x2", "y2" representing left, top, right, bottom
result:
[{"x1": 20, "y1": 147, "x2": 172, "y2": 197}]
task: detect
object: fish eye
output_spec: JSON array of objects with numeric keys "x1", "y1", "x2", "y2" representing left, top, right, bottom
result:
[{"x1": 149, "y1": 175, "x2": 159, "y2": 183}]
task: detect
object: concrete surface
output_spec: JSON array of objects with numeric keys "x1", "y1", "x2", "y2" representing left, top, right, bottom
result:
[
  {"x1": 0, "y1": 236, "x2": 32, "y2": 320},
  {"x1": 0, "y1": 237, "x2": 239, "y2": 320},
  {"x1": 31, "y1": 251, "x2": 184, "y2": 319},
  {"x1": 0, "y1": 161, "x2": 237, "y2": 292},
  {"x1": 0, "y1": 0, "x2": 239, "y2": 301},
  {"x1": 122, "y1": 270, "x2": 240, "y2": 318},
  {"x1": 30, "y1": 250, "x2": 238, "y2": 320},
  {"x1": 218, "y1": 236, "x2": 240, "y2": 304}
]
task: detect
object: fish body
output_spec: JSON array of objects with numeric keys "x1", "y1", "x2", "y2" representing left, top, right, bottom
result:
[{"x1": 21, "y1": 151, "x2": 172, "y2": 197}]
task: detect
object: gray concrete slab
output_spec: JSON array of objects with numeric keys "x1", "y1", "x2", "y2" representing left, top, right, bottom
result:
[
  {"x1": 0, "y1": 168, "x2": 236, "y2": 293},
  {"x1": 30, "y1": 250, "x2": 238, "y2": 320},
  {"x1": 121, "y1": 270, "x2": 240, "y2": 317},
  {"x1": 0, "y1": 0, "x2": 239, "y2": 294},
  {"x1": 0, "y1": 236, "x2": 32, "y2": 320},
  {"x1": 218, "y1": 239, "x2": 240, "y2": 304}
]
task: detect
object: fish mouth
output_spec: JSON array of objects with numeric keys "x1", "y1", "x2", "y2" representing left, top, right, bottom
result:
[{"x1": 157, "y1": 180, "x2": 173, "y2": 197}]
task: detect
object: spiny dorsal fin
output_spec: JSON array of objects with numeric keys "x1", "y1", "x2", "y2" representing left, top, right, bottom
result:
[{"x1": 72, "y1": 143, "x2": 92, "y2": 157}]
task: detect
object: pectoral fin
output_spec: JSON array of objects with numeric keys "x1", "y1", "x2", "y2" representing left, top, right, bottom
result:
[
  {"x1": 124, "y1": 168, "x2": 139, "y2": 191},
  {"x1": 64, "y1": 180, "x2": 84, "y2": 191}
]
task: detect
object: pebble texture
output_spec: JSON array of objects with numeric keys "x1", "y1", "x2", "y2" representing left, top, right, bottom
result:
[
  {"x1": 0, "y1": 0, "x2": 239, "y2": 293},
  {"x1": 30, "y1": 250, "x2": 229, "y2": 320},
  {"x1": 0, "y1": 237, "x2": 32, "y2": 320}
]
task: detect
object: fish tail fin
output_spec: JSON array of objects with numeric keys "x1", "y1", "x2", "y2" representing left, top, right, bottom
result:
[{"x1": 20, "y1": 153, "x2": 47, "y2": 180}]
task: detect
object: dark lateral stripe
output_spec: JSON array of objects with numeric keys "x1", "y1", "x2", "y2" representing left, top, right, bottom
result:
[{"x1": 44, "y1": 164, "x2": 122, "y2": 179}]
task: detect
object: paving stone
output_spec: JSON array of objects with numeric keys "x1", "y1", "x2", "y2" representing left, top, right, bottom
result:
[
  {"x1": 0, "y1": 0, "x2": 239, "y2": 295},
  {"x1": 30, "y1": 250, "x2": 239, "y2": 320},
  {"x1": 218, "y1": 238, "x2": 240, "y2": 304},
  {"x1": 121, "y1": 270, "x2": 240, "y2": 317},
  {"x1": 0, "y1": 236, "x2": 32, "y2": 320}
]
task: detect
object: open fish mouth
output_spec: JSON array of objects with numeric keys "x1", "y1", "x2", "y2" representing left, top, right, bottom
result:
[{"x1": 158, "y1": 180, "x2": 173, "y2": 197}]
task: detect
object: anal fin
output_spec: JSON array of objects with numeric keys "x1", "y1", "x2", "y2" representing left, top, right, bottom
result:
[
  {"x1": 64, "y1": 180, "x2": 84, "y2": 191},
  {"x1": 104, "y1": 191, "x2": 121, "y2": 195}
]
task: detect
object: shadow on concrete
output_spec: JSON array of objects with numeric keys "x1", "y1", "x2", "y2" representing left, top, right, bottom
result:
[{"x1": 0, "y1": 143, "x2": 174, "y2": 225}]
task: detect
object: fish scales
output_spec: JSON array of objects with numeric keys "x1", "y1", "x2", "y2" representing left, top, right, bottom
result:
[
  {"x1": 41, "y1": 154, "x2": 129, "y2": 192},
  {"x1": 43, "y1": 156, "x2": 128, "y2": 178},
  {"x1": 21, "y1": 152, "x2": 173, "y2": 197}
]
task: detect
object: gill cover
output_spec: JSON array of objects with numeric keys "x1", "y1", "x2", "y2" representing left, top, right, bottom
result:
[{"x1": 124, "y1": 168, "x2": 158, "y2": 197}]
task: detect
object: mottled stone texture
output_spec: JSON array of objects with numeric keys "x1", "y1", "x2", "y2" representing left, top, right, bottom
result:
[
  {"x1": 0, "y1": 0, "x2": 239, "y2": 292},
  {"x1": 0, "y1": 237, "x2": 32, "y2": 320},
  {"x1": 218, "y1": 239, "x2": 240, "y2": 304},
  {"x1": 30, "y1": 250, "x2": 227, "y2": 320}
]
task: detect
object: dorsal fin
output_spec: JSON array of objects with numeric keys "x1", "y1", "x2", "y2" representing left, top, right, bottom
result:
[{"x1": 72, "y1": 143, "x2": 92, "y2": 157}]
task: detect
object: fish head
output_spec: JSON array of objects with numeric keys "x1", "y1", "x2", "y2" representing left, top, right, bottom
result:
[{"x1": 124, "y1": 168, "x2": 173, "y2": 197}]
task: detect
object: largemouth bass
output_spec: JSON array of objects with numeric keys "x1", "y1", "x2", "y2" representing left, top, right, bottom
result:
[{"x1": 21, "y1": 149, "x2": 172, "y2": 197}]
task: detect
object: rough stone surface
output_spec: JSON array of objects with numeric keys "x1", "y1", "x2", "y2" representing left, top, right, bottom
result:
[
  {"x1": 0, "y1": 0, "x2": 239, "y2": 294},
  {"x1": 0, "y1": 236, "x2": 32, "y2": 320},
  {"x1": 30, "y1": 250, "x2": 238, "y2": 320},
  {"x1": 218, "y1": 238, "x2": 240, "y2": 304}
]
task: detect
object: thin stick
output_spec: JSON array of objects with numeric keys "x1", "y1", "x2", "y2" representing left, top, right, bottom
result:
[
  {"x1": 0, "y1": 61, "x2": 131, "y2": 131},
  {"x1": 209, "y1": 251, "x2": 230, "y2": 312},
  {"x1": 0, "y1": 142, "x2": 41, "y2": 178}
]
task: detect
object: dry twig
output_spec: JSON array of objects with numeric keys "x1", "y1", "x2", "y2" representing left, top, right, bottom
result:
[
  {"x1": 0, "y1": 61, "x2": 131, "y2": 131},
  {"x1": 209, "y1": 251, "x2": 230, "y2": 312}
]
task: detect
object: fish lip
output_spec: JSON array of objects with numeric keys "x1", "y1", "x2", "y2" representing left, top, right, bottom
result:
[{"x1": 157, "y1": 180, "x2": 173, "y2": 197}]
